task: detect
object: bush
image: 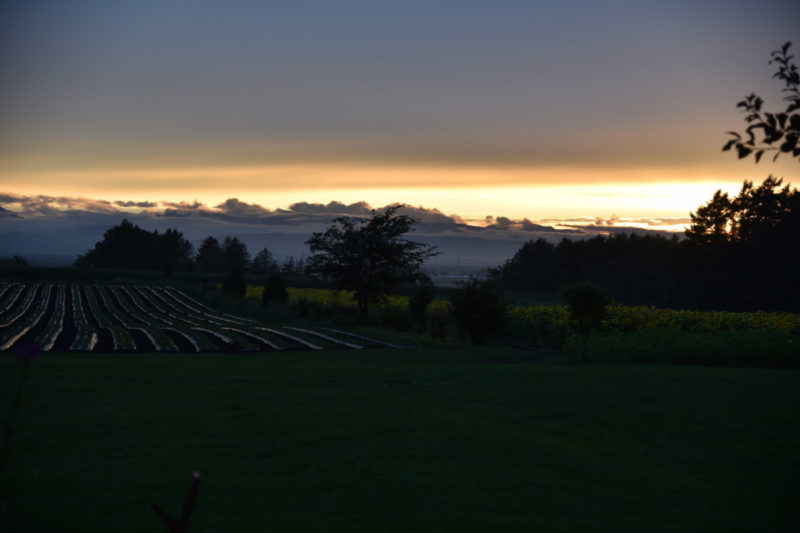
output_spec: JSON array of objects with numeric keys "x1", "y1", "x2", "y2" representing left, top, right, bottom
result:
[
  {"x1": 408, "y1": 282, "x2": 434, "y2": 330},
  {"x1": 426, "y1": 304, "x2": 450, "y2": 338},
  {"x1": 380, "y1": 303, "x2": 414, "y2": 331},
  {"x1": 562, "y1": 282, "x2": 611, "y2": 360},
  {"x1": 450, "y1": 278, "x2": 506, "y2": 344},
  {"x1": 221, "y1": 266, "x2": 247, "y2": 298},
  {"x1": 561, "y1": 282, "x2": 612, "y2": 333},
  {"x1": 262, "y1": 273, "x2": 289, "y2": 308}
]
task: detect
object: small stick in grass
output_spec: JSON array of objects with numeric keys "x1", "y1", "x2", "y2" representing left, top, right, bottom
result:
[{"x1": 152, "y1": 471, "x2": 201, "y2": 533}]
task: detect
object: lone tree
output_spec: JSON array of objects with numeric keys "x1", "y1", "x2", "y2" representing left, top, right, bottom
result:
[
  {"x1": 723, "y1": 41, "x2": 800, "y2": 163},
  {"x1": 306, "y1": 205, "x2": 438, "y2": 318}
]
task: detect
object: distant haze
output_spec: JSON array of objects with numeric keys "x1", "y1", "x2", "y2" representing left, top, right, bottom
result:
[
  {"x1": 0, "y1": 194, "x2": 681, "y2": 271},
  {"x1": 1, "y1": 1, "x2": 797, "y2": 219}
]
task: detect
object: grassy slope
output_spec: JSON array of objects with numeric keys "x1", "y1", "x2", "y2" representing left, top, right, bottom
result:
[{"x1": 1, "y1": 348, "x2": 798, "y2": 532}]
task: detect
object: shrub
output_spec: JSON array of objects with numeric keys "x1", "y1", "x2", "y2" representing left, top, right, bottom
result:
[
  {"x1": 562, "y1": 282, "x2": 612, "y2": 331},
  {"x1": 380, "y1": 303, "x2": 414, "y2": 331},
  {"x1": 561, "y1": 282, "x2": 612, "y2": 359},
  {"x1": 408, "y1": 282, "x2": 434, "y2": 330},
  {"x1": 426, "y1": 303, "x2": 450, "y2": 337},
  {"x1": 261, "y1": 273, "x2": 289, "y2": 308},
  {"x1": 221, "y1": 266, "x2": 246, "y2": 298},
  {"x1": 450, "y1": 278, "x2": 506, "y2": 344}
]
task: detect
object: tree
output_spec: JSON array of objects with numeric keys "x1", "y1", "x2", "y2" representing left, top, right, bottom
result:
[
  {"x1": 75, "y1": 219, "x2": 193, "y2": 271},
  {"x1": 251, "y1": 247, "x2": 278, "y2": 276},
  {"x1": 221, "y1": 265, "x2": 246, "y2": 298},
  {"x1": 281, "y1": 256, "x2": 306, "y2": 276},
  {"x1": 723, "y1": 41, "x2": 800, "y2": 163},
  {"x1": 195, "y1": 237, "x2": 226, "y2": 273},
  {"x1": 686, "y1": 176, "x2": 800, "y2": 247},
  {"x1": 261, "y1": 273, "x2": 289, "y2": 308},
  {"x1": 158, "y1": 228, "x2": 194, "y2": 274},
  {"x1": 684, "y1": 190, "x2": 734, "y2": 246},
  {"x1": 306, "y1": 205, "x2": 438, "y2": 317},
  {"x1": 223, "y1": 236, "x2": 250, "y2": 270}
]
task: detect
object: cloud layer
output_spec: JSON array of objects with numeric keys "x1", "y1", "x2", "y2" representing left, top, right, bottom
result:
[{"x1": 0, "y1": 192, "x2": 687, "y2": 268}]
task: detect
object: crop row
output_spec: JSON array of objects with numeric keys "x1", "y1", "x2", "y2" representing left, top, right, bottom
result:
[{"x1": 0, "y1": 283, "x2": 397, "y2": 353}]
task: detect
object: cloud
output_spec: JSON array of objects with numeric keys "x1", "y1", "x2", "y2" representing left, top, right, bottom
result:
[
  {"x1": 391, "y1": 204, "x2": 466, "y2": 225},
  {"x1": 593, "y1": 214, "x2": 620, "y2": 226},
  {"x1": 0, "y1": 191, "x2": 684, "y2": 253},
  {"x1": 0, "y1": 193, "x2": 127, "y2": 216},
  {"x1": 288, "y1": 201, "x2": 372, "y2": 216},
  {"x1": 487, "y1": 216, "x2": 514, "y2": 230},
  {"x1": 0, "y1": 206, "x2": 22, "y2": 218},
  {"x1": 114, "y1": 200, "x2": 157, "y2": 208},
  {"x1": 520, "y1": 218, "x2": 581, "y2": 233},
  {"x1": 216, "y1": 198, "x2": 272, "y2": 217}
]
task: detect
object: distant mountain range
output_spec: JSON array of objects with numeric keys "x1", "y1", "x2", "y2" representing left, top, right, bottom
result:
[{"x1": 0, "y1": 193, "x2": 685, "y2": 269}]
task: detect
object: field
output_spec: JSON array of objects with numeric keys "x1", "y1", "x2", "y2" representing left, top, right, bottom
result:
[
  {"x1": 0, "y1": 282, "x2": 398, "y2": 354},
  {"x1": 1, "y1": 349, "x2": 798, "y2": 531},
  {"x1": 2, "y1": 280, "x2": 799, "y2": 531}
]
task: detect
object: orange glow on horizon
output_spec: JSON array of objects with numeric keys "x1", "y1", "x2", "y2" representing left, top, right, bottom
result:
[{"x1": 1, "y1": 162, "x2": 772, "y2": 215}]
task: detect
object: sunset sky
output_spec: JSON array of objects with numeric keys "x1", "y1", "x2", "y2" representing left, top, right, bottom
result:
[{"x1": 1, "y1": 0, "x2": 798, "y2": 222}]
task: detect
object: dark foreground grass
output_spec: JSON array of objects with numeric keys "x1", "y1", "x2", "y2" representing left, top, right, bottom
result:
[
  {"x1": 1, "y1": 348, "x2": 798, "y2": 532},
  {"x1": 566, "y1": 329, "x2": 800, "y2": 368}
]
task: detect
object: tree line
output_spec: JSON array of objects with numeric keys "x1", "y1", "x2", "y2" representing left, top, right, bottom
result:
[
  {"x1": 490, "y1": 176, "x2": 799, "y2": 311},
  {"x1": 493, "y1": 40, "x2": 800, "y2": 313},
  {"x1": 74, "y1": 219, "x2": 305, "y2": 277}
]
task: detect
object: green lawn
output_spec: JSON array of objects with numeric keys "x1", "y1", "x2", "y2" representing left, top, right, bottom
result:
[{"x1": 1, "y1": 348, "x2": 798, "y2": 532}]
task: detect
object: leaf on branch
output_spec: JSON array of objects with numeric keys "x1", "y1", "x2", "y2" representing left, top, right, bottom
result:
[
  {"x1": 722, "y1": 139, "x2": 736, "y2": 151},
  {"x1": 781, "y1": 134, "x2": 798, "y2": 152},
  {"x1": 726, "y1": 131, "x2": 742, "y2": 139},
  {"x1": 736, "y1": 144, "x2": 752, "y2": 158},
  {"x1": 766, "y1": 113, "x2": 776, "y2": 128},
  {"x1": 755, "y1": 150, "x2": 764, "y2": 163}
]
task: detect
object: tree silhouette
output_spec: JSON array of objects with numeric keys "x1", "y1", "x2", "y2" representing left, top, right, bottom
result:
[
  {"x1": 195, "y1": 237, "x2": 226, "y2": 273},
  {"x1": 686, "y1": 176, "x2": 800, "y2": 246},
  {"x1": 723, "y1": 41, "x2": 800, "y2": 163},
  {"x1": 75, "y1": 219, "x2": 193, "y2": 271},
  {"x1": 306, "y1": 205, "x2": 438, "y2": 318},
  {"x1": 221, "y1": 265, "x2": 246, "y2": 298},
  {"x1": 261, "y1": 272, "x2": 289, "y2": 307},
  {"x1": 223, "y1": 236, "x2": 250, "y2": 270},
  {"x1": 251, "y1": 247, "x2": 278, "y2": 276},
  {"x1": 684, "y1": 190, "x2": 734, "y2": 246}
]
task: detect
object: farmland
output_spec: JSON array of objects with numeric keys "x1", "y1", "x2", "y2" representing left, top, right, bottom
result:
[
  {"x1": 0, "y1": 282, "x2": 397, "y2": 353},
  {"x1": 2, "y1": 349, "x2": 799, "y2": 531},
  {"x1": 2, "y1": 280, "x2": 799, "y2": 531}
]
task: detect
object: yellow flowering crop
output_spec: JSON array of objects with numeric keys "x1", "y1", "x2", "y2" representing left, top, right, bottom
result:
[{"x1": 509, "y1": 303, "x2": 800, "y2": 334}]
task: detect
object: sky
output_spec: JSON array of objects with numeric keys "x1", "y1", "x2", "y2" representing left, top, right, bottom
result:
[{"x1": 1, "y1": 0, "x2": 798, "y2": 223}]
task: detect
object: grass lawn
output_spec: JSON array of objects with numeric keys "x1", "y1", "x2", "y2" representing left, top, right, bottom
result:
[{"x1": 1, "y1": 348, "x2": 798, "y2": 532}]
